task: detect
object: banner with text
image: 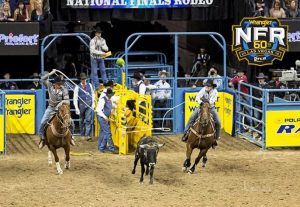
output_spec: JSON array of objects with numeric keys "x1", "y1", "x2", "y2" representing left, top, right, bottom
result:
[
  {"x1": 266, "y1": 110, "x2": 300, "y2": 147},
  {"x1": 0, "y1": 22, "x2": 39, "y2": 56},
  {"x1": 6, "y1": 94, "x2": 35, "y2": 134},
  {"x1": 63, "y1": 0, "x2": 218, "y2": 8},
  {"x1": 281, "y1": 19, "x2": 300, "y2": 52}
]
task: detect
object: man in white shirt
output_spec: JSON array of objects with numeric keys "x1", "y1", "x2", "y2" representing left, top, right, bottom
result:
[
  {"x1": 182, "y1": 79, "x2": 221, "y2": 144},
  {"x1": 95, "y1": 88, "x2": 117, "y2": 154},
  {"x1": 148, "y1": 70, "x2": 171, "y2": 128},
  {"x1": 90, "y1": 26, "x2": 109, "y2": 89},
  {"x1": 203, "y1": 66, "x2": 223, "y2": 89},
  {"x1": 73, "y1": 73, "x2": 95, "y2": 141}
]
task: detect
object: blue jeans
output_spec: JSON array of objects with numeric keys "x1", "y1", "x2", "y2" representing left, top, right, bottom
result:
[
  {"x1": 39, "y1": 106, "x2": 56, "y2": 135},
  {"x1": 79, "y1": 104, "x2": 93, "y2": 136},
  {"x1": 97, "y1": 116, "x2": 115, "y2": 151},
  {"x1": 91, "y1": 57, "x2": 108, "y2": 89},
  {"x1": 184, "y1": 107, "x2": 221, "y2": 138}
]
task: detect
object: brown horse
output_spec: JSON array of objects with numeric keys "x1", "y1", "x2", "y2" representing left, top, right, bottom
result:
[
  {"x1": 46, "y1": 101, "x2": 72, "y2": 175},
  {"x1": 182, "y1": 100, "x2": 216, "y2": 174}
]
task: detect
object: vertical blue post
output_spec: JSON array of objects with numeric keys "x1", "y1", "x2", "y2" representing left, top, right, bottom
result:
[
  {"x1": 262, "y1": 89, "x2": 267, "y2": 150},
  {"x1": 174, "y1": 34, "x2": 178, "y2": 133}
]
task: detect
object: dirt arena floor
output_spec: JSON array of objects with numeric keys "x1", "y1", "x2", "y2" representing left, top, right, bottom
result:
[{"x1": 1, "y1": 131, "x2": 300, "y2": 207}]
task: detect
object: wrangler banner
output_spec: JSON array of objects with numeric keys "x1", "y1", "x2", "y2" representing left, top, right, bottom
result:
[
  {"x1": 266, "y1": 111, "x2": 300, "y2": 147},
  {"x1": 184, "y1": 91, "x2": 235, "y2": 135},
  {"x1": 6, "y1": 94, "x2": 35, "y2": 134}
]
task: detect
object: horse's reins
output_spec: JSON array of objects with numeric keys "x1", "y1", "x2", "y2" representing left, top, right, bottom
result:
[
  {"x1": 50, "y1": 111, "x2": 71, "y2": 138},
  {"x1": 188, "y1": 106, "x2": 216, "y2": 146}
]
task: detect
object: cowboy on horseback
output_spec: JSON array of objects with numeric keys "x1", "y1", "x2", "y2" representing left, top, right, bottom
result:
[
  {"x1": 38, "y1": 69, "x2": 76, "y2": 149},
  {"x1": 182, "y1": 79, "x2": 221, "y2": 144}
]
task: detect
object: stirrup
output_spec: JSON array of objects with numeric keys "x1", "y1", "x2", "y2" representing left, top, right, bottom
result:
[{"x1": 38, "y1": 139, "x2": 45, "y2": 149}]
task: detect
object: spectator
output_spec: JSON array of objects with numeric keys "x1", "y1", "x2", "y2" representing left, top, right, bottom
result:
[
  {"x1": 30, "y1": 0, "x2": 50, "y2": 15},
  {"x1": 252, "y1": 73, "x2": 270, "y2": 138},
  {"x1": 203, "y1": 66, "x2": 223, "y2": 89},
  {"x1": 95, "y1": 88, "x2": 118, "y2": 154},
  {"x1": 229, "y1": 69, "x2": 249, "y2": 94},
  {"x1": 0, "y1": 1, "x2": 12, "y2": 21},
  {"x1": 0, "y1": 73, "x2": 18, "y2": 90},
  {"x1": 287, "y1": 0, "x2": 299, "y2": 17},
  {"x1": 62, "y1": 54, "x2": 77, "y2": 78},
  {"x1": 229, "y1": 69, "x2": 250, "y2": 130},
  {"x1": 254, "y1": 0, "x2": 269, "y2": 16},
  {"x1": 90, "y1": 26, "x2": 109, "y2": 89},
  {"x1": 132, "y1": 71, "x2": 146, "y2": 95},
  {"x1": 270, "y1": 1, "x2": 287, "y2": 18},
  {"x1": 192, "y1": 47, "x2": 211, "y2": 78},
  {"x1": 30, "y1": 0, "x2": 44, "y2": 21},
  {"x1": 14, "y1": 0, "x2": 28, "y2": 21},
  {"x1": 73, "y1": 73, "x2": 95, "y2": 141},
  {"x1": 27, "y1": 72, "x2": 41, "y2": 89},
  {"x1": 149, "y1": 70, "x2": 171, "y2": 128}
]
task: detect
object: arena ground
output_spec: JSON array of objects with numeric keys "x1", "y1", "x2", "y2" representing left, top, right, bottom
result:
[{"x1": 1, "y1": 132, "x2": 300, "y2": 207}]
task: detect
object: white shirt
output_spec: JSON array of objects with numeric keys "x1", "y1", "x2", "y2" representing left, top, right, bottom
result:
[
  {"x1": 73, "y1": 83, "x2": 95, "y2": 111},
  {"x1": 195, "y1": 87, "x2": 218, "y2": 108},
  {"x1": 150, "y1": 80, "x2": 171, "y2": 100},
  {"x1": 90, "y1": 36, "x2": 108, "y2": 58},
  {"x1": 203, "y1": 75, "x2": 223, "y2": 88},
  {"x1": 95, "y1": 96, "x2": 109, "y2": 120},
  {"x1": 99, "y1": 88, "x2": 118, "y2": 109},
  {"x1": 137, "y1": 80, "x2": 146, "y2": 95}
]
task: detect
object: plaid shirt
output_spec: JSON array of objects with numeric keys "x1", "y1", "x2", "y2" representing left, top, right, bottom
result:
[{"x1": 41, "y1": 75, "x2": 70, "y2": 107}]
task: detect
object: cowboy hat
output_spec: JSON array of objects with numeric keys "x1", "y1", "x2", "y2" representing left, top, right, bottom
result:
[
  {"x1": 133, "y1": 72, "x2": 142, "y2": 81},
  {"x1": 203, "y1": 79, "x2": 217, "y2": 87},
  {"x1": 79, "y1": 72, "x2": 87, "y2": 80},
  {"x1": 31, "y1": 72, "x2": 40, "y2": 79},
  {"x1": 93, "y1": 26, "x2": 102, "y2": 33},
  {"x1": 256, "y1": 72, "x2": 268, "y2": 79},
  {"x1": 158, "y1": 70, "x2": 169, "y2": 76},
  {"x1": 53, "y1": 76, "x2": 64, "y2": 85},
  {"x1": 105, "y1": 88, "x2": 115, "y2": 96}
]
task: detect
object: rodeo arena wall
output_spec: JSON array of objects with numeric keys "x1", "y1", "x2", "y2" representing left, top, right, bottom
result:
[{"x1": 1, "y1": 0, "x2": 300, "y2": 156}]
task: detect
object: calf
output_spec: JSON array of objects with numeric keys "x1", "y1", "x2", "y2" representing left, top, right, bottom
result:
[{"x1": 131, "y1": 137, "x2": 164, "y2": 184}]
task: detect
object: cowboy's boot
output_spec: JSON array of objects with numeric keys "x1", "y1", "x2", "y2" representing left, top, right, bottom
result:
[
  {"x1": 70, "y1": 135, "x2": 76, "y2": 146},
  {"x1": 38, "y1": 134, "x2": 46, "y2": 149},
  {"x1": 181, "y1": 131, "x2": 189, "y2": 143}
]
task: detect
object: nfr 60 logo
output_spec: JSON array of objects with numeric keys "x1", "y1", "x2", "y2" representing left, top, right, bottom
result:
[{"x1": 232, "y1": 17, "x2": 288, "y2": 66}]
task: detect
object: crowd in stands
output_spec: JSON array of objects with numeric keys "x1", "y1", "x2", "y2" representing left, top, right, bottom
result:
[
  {"x1": 252, "y1": 0, "x2": 300, "y2": 18},
  {"x1": 0, "y1": 0, "x2": 50, "y2": 22}
]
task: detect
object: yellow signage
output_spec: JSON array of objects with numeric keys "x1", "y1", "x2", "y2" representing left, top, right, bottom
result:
[
  {"x1": 6, "y1": 94, "x2": 35, "y2": 134},
  {"x1": 223, "y1": 92, "x2": 234, "y2": 135},
  {"x1": 266, "y1": 111, "x2": 300, "y2": 147},
  {"x1": 184, "y1": 91, "x2": 235, "y2": 135},
  {"x1": 0, "y1": 115, "x2": 4, "y2": 152}
]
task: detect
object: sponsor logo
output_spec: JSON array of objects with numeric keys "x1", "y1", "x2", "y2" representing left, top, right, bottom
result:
[
  {"x1": 232, "y1": 17, "x2": 288, "y2": 66},
  {"x1": 277, "y1": 125, "x2": 300, "y2": 134},
  {"x1": 0, "y1": 33, "x2": 39, "y2": 46}
]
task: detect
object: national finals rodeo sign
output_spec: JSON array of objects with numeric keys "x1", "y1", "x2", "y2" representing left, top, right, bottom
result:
[
  {"x1": 232, "y1": 17, "x2": 288, "y2": 66},
  {"x1": 5, "y1": 94, "x2": 35, "y2": 134},
  {"x1": 64, "y1": 0, "x2": 217, "y2": 8}
]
